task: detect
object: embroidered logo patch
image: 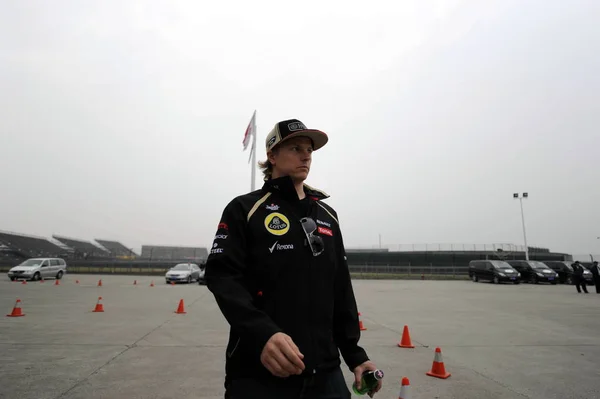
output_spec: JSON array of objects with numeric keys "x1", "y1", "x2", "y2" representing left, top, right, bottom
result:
[
  {"x1": 266, "y1": 203, "x2": 279, "y2": 211},
  {"x1": 210, "y1": 242, "x2": 224, "y2": 254},
  {"x1": 316, "y1": 219, "x2": 331, "y2": 228},
  {"x1": 318, "y1": 226, "x2": 333, "y2": 237},
  {"x1": 264, "y1": 212, "x2": 290, "y2": 236},
  {"x1": 268, "y1": 241, "x2": 294, "y2": 253}
]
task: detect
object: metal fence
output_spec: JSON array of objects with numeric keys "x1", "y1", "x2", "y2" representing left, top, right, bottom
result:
[
  {"x1": 140, "y1": 246, "x2": 208, "y2": 261},
  {"x1": 348, "y1": 264, "x2": 469, "y2": 278},
  {"x1": 0, "y1": 259, "x2": 470, "y2": 279},
  {"x1": 349, "y1": 243, "x2": 551, "y2": 253}
]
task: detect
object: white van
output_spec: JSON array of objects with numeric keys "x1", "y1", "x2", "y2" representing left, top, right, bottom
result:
[{"x1": 7, "y1": 258, "x2": 68, "y2": 281}]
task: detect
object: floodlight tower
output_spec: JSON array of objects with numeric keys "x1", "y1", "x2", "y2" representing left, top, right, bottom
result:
[{"x1": 513, "y1": 192, "x2": 529, "y2": 260}]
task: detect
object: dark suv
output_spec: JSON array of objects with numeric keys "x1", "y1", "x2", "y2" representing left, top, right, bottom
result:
[
  {"x1": 506, "y1": 260, "x2": 558, "y2": 284},
  {"x1": 543, "y1": 261, "x2": 574, "y2": 284},
  {"x1": 469, "y1": 260, "x2": 521, "y2": 284}
]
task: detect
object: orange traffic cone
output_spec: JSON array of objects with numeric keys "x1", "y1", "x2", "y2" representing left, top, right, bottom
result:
[
  {"x1": 93, "y1": 297, "x2": 104, "y2": 313},
  {"x1": 175, "y1": 299, "x2": 186, "y2": 314},
  {"x1": 6, "y1": 299, "x2": 25, "y2": 317},
  {"x1": 358, "y1": 312, "x2": 367, "y2": 331},
  {"x1": 55, "y1": 279, "x2": 60, "y2": 286},
  {"x1": 426, "y1": 347, "x2": 451, "y2": 379},
  {"x1": 150, "y1": 281, "x2": 155, "y2": 287},
  {"x1": 170, "y1": 281, "x2": 175, "y2": 286},
  {"x1": 21, "y1": 280, "x2": 27, "y2": 285},
  {"x1": 398, "y1": 325, "x2": 415, "y2": 348},
  {"x1": 97, "y1": 279, "x2": 102, "y2": 287},
  {"x1": 398, "y1": 377, "x2": 410, "y2": 399}
]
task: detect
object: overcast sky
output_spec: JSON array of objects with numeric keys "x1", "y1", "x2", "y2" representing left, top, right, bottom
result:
[{"x1": 1, "y1": 0, "x2": 599, "y2": 258}]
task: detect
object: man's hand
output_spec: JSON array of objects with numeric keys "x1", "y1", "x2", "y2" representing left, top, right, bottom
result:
[
  {"x1": 260, "y1": 332, "x2": 305, "y2": 378},
  {"x1": 353, "y1": 360, "x2": 382, "y2": 398}
]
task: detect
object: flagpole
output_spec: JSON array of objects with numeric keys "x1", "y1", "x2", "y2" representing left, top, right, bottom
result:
[
  {"x1": 250, "y1": 111, "x2": 257, "y2": 191},
  {"x1": 243, "y1": 110, "x2": 257, "y2": 192}
]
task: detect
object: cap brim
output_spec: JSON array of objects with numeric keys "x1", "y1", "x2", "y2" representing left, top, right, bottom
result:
[{"x1": 277, "y1": 130, "x2": 329, "y2": 151}]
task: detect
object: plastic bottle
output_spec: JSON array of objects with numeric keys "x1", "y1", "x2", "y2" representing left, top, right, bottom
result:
[{"x1": 352, "y1": 369, "x2": 384, "y2": 395}]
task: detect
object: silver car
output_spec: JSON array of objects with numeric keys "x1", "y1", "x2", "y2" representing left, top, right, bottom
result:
[
  {"x1": 7, "y1": 258, "x2": 67, "y2": 281},
  {"x1": 165, "y1": 263, "x2": 201, "y2": 284}
]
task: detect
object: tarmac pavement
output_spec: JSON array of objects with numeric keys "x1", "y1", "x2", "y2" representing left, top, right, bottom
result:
[{"x1": 1, "y1": 275, "x2": 599, "y2": 399}]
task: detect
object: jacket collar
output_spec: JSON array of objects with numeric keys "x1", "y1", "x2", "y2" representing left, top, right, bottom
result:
[{"x1": 262, "y1": 176, "x2": 330, "y2": 201}]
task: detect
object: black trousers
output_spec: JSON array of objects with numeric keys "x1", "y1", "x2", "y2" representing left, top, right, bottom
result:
[
  {"x1": 224, "y1": 367, "x2": 351, "y2": 399},
  {"x1": 594, "y1": 277, "x2": 600, "y2": 294},
  {"x1": 574, "y1": 277, "x2": 588, "y2": 293}
]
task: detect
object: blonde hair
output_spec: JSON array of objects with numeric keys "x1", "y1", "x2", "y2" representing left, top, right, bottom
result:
[
  {"x1": 258, "y1": 146, "x2": 279, "y2": 180},
  {"x1": 258, "y1": 159, "x2": 273, "y2": 180}
]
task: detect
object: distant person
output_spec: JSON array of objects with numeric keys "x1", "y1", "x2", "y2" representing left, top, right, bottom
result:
[
  {"x1": 572, "y1": 261, "x2": 588, "y2": 294},
  {"x1": 590, "y1": 261, "x2": 600, "y2": 294},
  {"x1": 205, "y1": 119, "x2": 381, "y2": 398}
]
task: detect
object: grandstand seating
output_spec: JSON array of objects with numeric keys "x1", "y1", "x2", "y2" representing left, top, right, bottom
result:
[
  {"x1": 52, "y1": 235, "x2": 109, "y2": 258},
  {"x1": 95, "y1": 239, "x2": 137, "y2": 258},
  {"x1": 0, "y1": 231, "x2": 66, "y2": 258},
  {"x1": 140, "y1": 245, "x2": 208, "y2": 261},
  {"x1": 0, "y1": 250, "x2": 24, "y2": 267}
]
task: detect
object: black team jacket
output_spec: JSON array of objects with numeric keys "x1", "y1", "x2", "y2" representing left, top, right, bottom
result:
[{"x1": 205, "y1": 176, "x2": 369, "y2": 384}]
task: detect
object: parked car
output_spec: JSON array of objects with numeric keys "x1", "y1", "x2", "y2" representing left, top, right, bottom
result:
[
  {"x1": 165, "y1": 263, "x2": 201, "y2": 284},
  {"x1": 468, "y1": 260, "x2": 521, "y2": 284},
  {"x1": 544, "y1": 260, "x2": 594, "y2": 284},
  {"x1": 576, "y1": 263, "x2": 594, "y2": 284},
  {"x1": 581, "y1": 262, "x2": 594, "y2": 270},
  {"x1": 506, "y1": 260, "x2": 558, "y2": 284},
  {"x1": 7, "y1": 258, "x2": 67, "y2": 281},
  {"x1": 543, "y1": 261, "x2": 575, "y2": 284}
]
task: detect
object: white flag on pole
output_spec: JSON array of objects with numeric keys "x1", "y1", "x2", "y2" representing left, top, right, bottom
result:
[
  {"x1": 242, "y1": 110, "x2": 257, "y2": 164},
  {"x1": 242, "y1": 111, "x2": 256, "y2": 150},
  {"x1": 242, "y1": 110, "x2": 258, "y2": 190}
]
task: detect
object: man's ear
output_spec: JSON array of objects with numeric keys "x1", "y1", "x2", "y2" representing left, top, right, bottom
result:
[{"x1": 267, "y1": 149, "x2": 278, "y2": 165}]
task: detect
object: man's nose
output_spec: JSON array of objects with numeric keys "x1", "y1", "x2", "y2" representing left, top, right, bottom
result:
[{"x1": 300, "y1": 149, "x2": 312, "y2": 159}]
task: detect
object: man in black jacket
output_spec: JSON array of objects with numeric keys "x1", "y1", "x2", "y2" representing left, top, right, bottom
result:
[
  {"x1": 572, "y1": 261, "x2": 588, "y2": 293},
  {"x1": 205, "y1": 119, "x2": 381, "y2": 398}
]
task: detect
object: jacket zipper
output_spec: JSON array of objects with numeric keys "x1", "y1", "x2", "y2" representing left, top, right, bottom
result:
[
  {"x1": 227, "y1": 337, "x2": 241, "y2": 358},
  {"x1": 276, "y1": 197, "x2": 319, "y2": 375},
  {"x1": 307, "y1": 202, "x2": 318, "y2": 375}
]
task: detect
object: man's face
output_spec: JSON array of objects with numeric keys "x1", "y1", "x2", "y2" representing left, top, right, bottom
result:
[{"x1": 269, "y1": 136, "x2": 313, "y2": 182}]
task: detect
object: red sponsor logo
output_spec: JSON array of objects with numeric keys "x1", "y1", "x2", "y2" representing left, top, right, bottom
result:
[
  {"x1": 318, "y1": 226, "x2": 333, "y2": 236},
  {"x1": 218, "y1": 222, "x2": 228, "y2": 230}
]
